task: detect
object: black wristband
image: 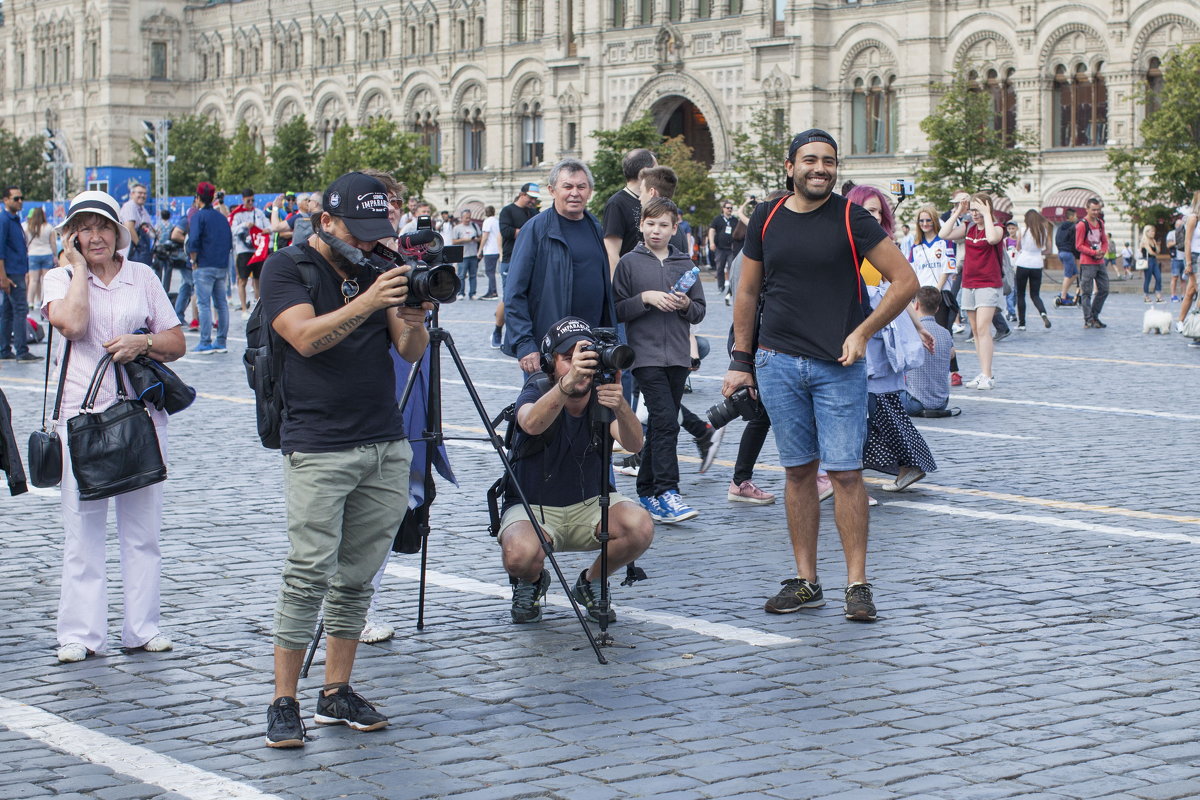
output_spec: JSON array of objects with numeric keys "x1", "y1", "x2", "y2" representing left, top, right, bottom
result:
[
  {"x1": 728, "y1": 360, "x2": 754, "y2": 374},
  {"x1": 731, "y1": 349, "x2": 753, "y2": 363}
]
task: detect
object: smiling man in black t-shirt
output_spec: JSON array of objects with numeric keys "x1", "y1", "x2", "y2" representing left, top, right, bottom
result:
[
  {"x1": 721, "y1": 130, "x2": 919, "y2": 624},
  {"x1": 257, "y1": 172, "x2": 432, "y2": 749}
]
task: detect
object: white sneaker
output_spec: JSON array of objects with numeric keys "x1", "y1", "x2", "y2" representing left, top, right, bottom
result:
[
  {"x1": 359, "y1": 621, "x2": 394, "y2": 643},
  {"x1": 142, "y1": 635, "x2": 173, "y2": 652},
  {"x1": 57, "y1": 643, "x2": 90, "y2": 663},
  {"x1": 975, "y1": 375, "x2": 995, "y2": 391},
  {"x1": 963, "y1": 373, "x2": 984, "y2": 389},
  {"x1": 952, "y1": 322, "x2": 966, "y2": 334}
]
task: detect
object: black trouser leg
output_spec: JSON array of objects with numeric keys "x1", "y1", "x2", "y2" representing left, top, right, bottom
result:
[
  {"x1": 732, "y1": 406, "x2": 771, "y2": 486},
  {"x1": 1016, "y1": 268, "x2": 1029, "y2": 325},
  {"x1": 634, "y1": 366, "x2": 689, "y2": 497},
  {"x1": 1026, "y1": 268, "x2": 1047, "y2": 316},
  {"x1": 680, "y1": 404, "x2": 708, "y2": 440}
]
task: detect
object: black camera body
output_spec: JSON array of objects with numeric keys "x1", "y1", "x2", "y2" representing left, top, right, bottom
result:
[
  {"x1": 580, "y1": 327, "x2": 635, "y2": 385},
  {"x1": 706, "y1": 386, "x2": 763, "y2": 430},
  {"x1": 365, "y1": 214, "x2": 463, "y2": 307}
]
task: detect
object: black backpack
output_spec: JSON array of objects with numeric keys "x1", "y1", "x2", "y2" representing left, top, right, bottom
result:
[{"x1": 243, "y1": 246, "x2": 321, "y2": 450}]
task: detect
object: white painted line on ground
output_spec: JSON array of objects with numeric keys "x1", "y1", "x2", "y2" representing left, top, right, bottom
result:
[
  {"x1": 443, "y1": 378, "x2": 522, "y2": 392},
  {"x1": 886, "y1": 501, "x2": 1200, "y2": 546},
  {"x1": 912, "y1": 425, "x2": 1032, "y2": 440},
  {"x1": 0, "y1": 697, "x2": 283, "y2": 800},
  {"x1": 385, "y1": 563, "x2": 799, "y2": 647},
  {"x1": 952, "y1": 394, "x2": 1200, "y2": 422}
]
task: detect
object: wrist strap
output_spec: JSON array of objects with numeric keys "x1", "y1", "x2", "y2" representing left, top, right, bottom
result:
[{"x1": 728, "y1": 359, "x2": 754, "y2": 374}]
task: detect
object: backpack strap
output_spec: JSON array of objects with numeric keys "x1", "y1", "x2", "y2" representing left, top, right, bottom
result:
[
  {"x1": 760, "y1": 194, "x2": 863, "y2": 306},
  {"x1": 760, "y1": 195, "x2": 790, "y2": 239}
]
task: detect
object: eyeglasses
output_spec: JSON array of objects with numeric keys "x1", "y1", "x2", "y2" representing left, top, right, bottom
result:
[{"x1": 10, "y1": 196, "x2": 23, "y2": 202}]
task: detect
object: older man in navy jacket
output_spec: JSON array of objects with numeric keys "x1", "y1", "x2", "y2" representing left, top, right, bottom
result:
[{"x1": 502, "y1": 159, "x2": 617, "y2": 374}]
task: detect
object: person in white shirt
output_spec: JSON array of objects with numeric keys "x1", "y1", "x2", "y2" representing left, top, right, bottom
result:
[
  {"x1": 1013, "y1": 210, "x2": 1053, "y2": 330},
  {"x1": 23, "y1": 205, "x2": 57, "y2": 314},
  {"x1": 452, "y1": 209, "x2": 481, "y2": 299},
  {"x1": 908, "y1": 203, "x2": 961, "y2": 386},
  {"x1": 479, "y1": 205, "x2": 501, "y2": 299}
]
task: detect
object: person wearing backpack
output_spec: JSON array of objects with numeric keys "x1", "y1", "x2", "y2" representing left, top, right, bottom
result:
[
  {"x1": 1054, "y1": 207, "x2": 1081, "y2": 306},
  {"x1": 1075, "y1": 197, "x2": 1110, "y2": 328},
  {"x1": 256, "y1": 172, "x2": 432, "y2": 749}
]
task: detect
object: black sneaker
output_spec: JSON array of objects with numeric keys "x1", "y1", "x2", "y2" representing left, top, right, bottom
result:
[
  {"x1": 844, "y1": 582, "x2": 877, "y2": 622},
  {"x1": 694, "y1": 426, "x2": 714, "y2": 462},
  {"x1": 265, "y1": 696, "x2": 306, "y2": 748},
  {"x1": 572, "y1": 569, "x2": 616, "y2": 625},
  {"x1": 764, "y1": 578, "x2": 825, "y2": 614},
  {"x1": 16, "y1": 353, "x2": 43, "y2": 362},
  {"x1": 511, "y1": 570, "x2": 551, "y2": 624},
  {"x1": 313, "y1": 686, "x2": 388, "y2": 731}
]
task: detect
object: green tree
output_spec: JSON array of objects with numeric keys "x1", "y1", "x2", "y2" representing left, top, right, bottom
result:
[
  {"x1": 587, "y1": 113, "x2": 662, "y2": 217},
  {"x1": 658, "y1": 135, "x2": 720, "y2": 234},
  {"x1": 1108, "y1": 44, "x2": 1200, "y2": 226},
  {"x1": 915, "y1": 64, "x2": 1035, "y2": 209},
  {"x1": 0, "y1": 126, "x2": 53, "y2": 199},
  {"x1": 267, "y1": 115, "x2": 320, "y2": 191},
  {"x1": 316, "y1": 119, "x2": 438, "y2": 196},
  {"x1": 217, "y1": 122, "x2": 269, "y2": 193},
  {"x1": 129, "y1": 114, "x2": 228, "y2": 196},
  {"x1": 719, "y1": 106, "x2": 790, "y2": 201}
]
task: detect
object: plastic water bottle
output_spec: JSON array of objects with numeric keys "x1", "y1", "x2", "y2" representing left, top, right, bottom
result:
[{"x1": 672, "y1": 266, "x2": 700, "y2": 294}]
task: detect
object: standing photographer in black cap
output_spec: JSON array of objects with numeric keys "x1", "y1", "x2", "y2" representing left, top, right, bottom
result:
[
  {"x1": 721, "y1": 130, "x2": 918, "y2": 624},
  {"x1": 257, "y1": 171, "x2": 431, "y2": 748}
]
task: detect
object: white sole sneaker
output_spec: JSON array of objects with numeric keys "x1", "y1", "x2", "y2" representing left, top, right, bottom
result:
[{"x1": 57, "y1": 643, "x2": 91, "y2": 663}]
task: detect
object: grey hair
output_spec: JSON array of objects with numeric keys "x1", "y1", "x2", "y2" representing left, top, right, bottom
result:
[{"x1": 548, "y1": 158, "x2": 594, "y2": 189}]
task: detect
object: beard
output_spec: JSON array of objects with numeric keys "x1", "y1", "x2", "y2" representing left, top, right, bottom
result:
[{"x1": 797, "y1": 172, "x2": 835, "y2": 201}]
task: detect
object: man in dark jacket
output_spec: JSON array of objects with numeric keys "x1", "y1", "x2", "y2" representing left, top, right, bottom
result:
[
  {"x1": 1055, "y1": 208, "x2": 1081, "y2": 306},
  {"x1": 503, "y1": 159, "x2": 617, "y2": 374},
  {"x1": 490, "y1": 183, "x2": 540, "y2": 349}
]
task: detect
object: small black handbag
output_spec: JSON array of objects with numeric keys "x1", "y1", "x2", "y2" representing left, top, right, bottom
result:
[
  {"x1": 67, "y1": 353, "x2": 167, "y2": 501},
  {"x1": 26, "y1": 325, "x2": 69, "y2": 488}
]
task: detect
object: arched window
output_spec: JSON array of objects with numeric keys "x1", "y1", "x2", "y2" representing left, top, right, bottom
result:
[
  {"x1": 514, "y1": 0, "x2": 528, "y2": 42},
  {"x1": 414, "y1": 111, "x2": 440, "y2": 166},
  {"x1": 293, "y1": 39, "x2": 301, "y2": 66},
  {"x1": 334, "y1": 35, "x2": 343, "y2": 63},
  {"x1": 427, "y1": 23, "x2": 436, "y2": 50},
  {"x1": 361, "y1": 32, "x2": 371, "y2": 61},
  {"x1": 1147, "y1": 57, "x2": 1164, "y2": 116},
  {"x1": 519, "y1": 101, "x2": 544, "y2": 167},
  {"x1": 477, "y1": 17, "x2": 485, "y2": 48},
  {"x1": 851, "y1": 75, "x2": 896, "y2": 154},
  {"x1": 201, "y1": 53, "x2": 209, "y2": 81},
  {"x1": 458, "y1": 19, "x2": 466, "y2": 49},
  {"x1": 408, "y1": 26, "x2": 416, "y2": 54},
  {"x1": 462, "y1": 108, "x2": 485, "y2": 171},
  {"x1": 318, "y1": 38, "x2": 326, "y2": 65},
  {"x1": 1054, "y1": 61, "x2": 1107, "y2": 147},
  {"x1": 378, "y1": 30, "x2": 388, "y2": 58}
]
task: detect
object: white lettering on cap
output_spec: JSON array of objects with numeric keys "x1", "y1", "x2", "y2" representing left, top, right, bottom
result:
[{"x1": 357, "y1": 192, "x2": 390, "y2": 213}]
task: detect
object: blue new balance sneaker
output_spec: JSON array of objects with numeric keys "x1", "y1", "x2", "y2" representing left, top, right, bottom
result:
[
  {"x1": 657, "y1": 490, "x2": 698, "y2": 523},
  {"x1": 638, "y1": 495, "x2": 665, "y2": 522}
]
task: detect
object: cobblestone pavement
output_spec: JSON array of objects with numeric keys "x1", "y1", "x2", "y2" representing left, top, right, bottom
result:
[{"x1": 1, "y1": 277, "x2": 1198, "y2": 800}]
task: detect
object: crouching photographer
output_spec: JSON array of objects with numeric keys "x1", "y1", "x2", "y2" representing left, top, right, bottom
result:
[{"x1": 498, "y1": 317, "x2": 654, "y2": 625}]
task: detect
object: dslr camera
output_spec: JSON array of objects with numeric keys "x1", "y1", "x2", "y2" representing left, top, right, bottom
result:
[
  {"x1": 706, "y1": 386, "x2": 763, "y2": 430},
  {"x1": 580, "y1": 327, "x2": 634, "y2": 385},
  {"x1": 367, "y1": 214, "x2": 463, "y2": 307}
]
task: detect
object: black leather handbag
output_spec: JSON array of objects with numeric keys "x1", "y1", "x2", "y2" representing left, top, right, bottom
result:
[
  {"x1": 67, "y1": 353, "x2": 167, "y2": 501},
  {"x1": 26, "y1": 325, "x2": 69, "y2": 488}
]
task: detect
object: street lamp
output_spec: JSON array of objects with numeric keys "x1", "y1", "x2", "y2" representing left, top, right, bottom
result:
[{"x1": 142, "y1": 118, "x2": 173, "y2": 212}]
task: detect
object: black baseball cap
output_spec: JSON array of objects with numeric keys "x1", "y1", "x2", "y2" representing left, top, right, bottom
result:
[
  {"x1": 785, "y1": 129, "x2": 839, "y2": 191},
  {"x1": 322, "y1": 172, "x2": 395, "y2": 241},
  {"x1": 541, "y1": 317, "x2": 593, "y2": 356}
]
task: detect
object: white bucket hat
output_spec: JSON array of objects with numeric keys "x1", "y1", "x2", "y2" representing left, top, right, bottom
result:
[{"x1": 57, "y1": 190, "x2": 132, "y2": 251}]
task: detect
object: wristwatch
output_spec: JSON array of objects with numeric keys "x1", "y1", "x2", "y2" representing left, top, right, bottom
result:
[{"x1": 145, "y1": 334, "x2": 153, "y2": 354}]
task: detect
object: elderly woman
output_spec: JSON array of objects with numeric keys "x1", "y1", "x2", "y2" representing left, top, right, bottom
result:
[{"x1": 42, "y1": 191, "x2": 185, "y2": 663}]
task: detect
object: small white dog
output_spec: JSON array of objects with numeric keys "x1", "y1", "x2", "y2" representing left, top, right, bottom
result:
[{"x1": 1143, "y1": 306, "x2": 1173, "y2": 334}]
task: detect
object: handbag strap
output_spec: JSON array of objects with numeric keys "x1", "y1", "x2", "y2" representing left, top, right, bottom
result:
[
  {"x1": 48, "y1": 337, "x2": 72, "y2": 426},
  {"x1": 40, "y1": 320, "x2": 53, "y2": 427},
  {"x1": 81, "y1": 353, "x2": 119, "y2": 411}
]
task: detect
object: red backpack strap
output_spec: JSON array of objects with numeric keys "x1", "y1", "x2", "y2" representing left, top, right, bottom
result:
[
  {"x1": 844, "y1": 197, "x2": 863, "y2": 305},
  {"x1": 760, "y1": 194, "x2": 791, "y2": 240}
]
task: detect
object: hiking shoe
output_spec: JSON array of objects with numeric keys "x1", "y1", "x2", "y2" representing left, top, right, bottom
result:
[
  {"x1": 657, "y1": 490, "x2": 698, "y2": 522},
  {"x1": 510, "y1": 570, "x2": 551, "y2": 624},
  {"x1": 572, "y1": 569, "x2": 616, "y2": 625},
  {"x1": 698, "y1": 425, "x2": 725, "y2": 473},
  {"x1": 490, "y1": 327, "x2": 503, "y2": 349},
  {"x1": 638, "y1": 495, "x2": 666, "y2": 521},
  {"x1": 265, "y1": 696, "x2": 306, "y2": 748},
  {"x1": 844, "y1": 583, "x2": 877, "y2": 622},
  {"x1": 729, "y1": 480, "x2": 776, "y2": 505},
  {"x1": 765, "y1": 578, "x2": 825, "y2": 614},
  {"x1": 949, "y1": 372, "x2": 963, "y2": 387},
  {"x1": 313, "y1": 686, "x2": 388, "y2": 731},
  {"x1": 359, "y1": 620, "x2": 395, "y2": 643}
]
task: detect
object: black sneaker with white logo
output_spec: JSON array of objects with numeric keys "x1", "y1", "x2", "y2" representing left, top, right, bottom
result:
[
  {"x1": 265, "y1": 696, "x2": 306, "y2": 748},
  {"x1": 511, "y1": 570, "x2": 552, "y2": 624},
  {"x1": 844, "y1": 582, "x2": 878, "y2": 622},
  {"x1": 313, "y1": 686, "x2": 388, "y2": 731},
  {"x1": 764, "y1": 578, "x2": 825, "y2": 614}
]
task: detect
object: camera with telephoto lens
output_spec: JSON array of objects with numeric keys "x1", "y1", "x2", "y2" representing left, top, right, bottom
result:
[
  {"x1": 706, "y1": 386, "x2": 763, "y2": 430},
  {"x1": 580, "y1": 327, "x2": 635, "y2": 385},
  {"x1": 365, "y1": 214, "x2": 462, "y2": 306}
]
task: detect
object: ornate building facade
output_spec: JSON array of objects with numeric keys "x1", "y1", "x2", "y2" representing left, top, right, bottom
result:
[{"x1": 2, "y1": 0, "x2": 1198, "y2": 220}]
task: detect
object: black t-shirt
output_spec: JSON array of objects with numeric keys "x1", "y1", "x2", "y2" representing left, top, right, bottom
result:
[
  {"x1": 503, "y1": 373, "x2": 610, "y2": 511},
  {"x1": 741, "y1": 195, "x2": 887, "y2": 362},
  {"x1": 559, "y1": 211, "x2": 608, "y2": 325},
  {"x1": 710, "y1": 214, "x2": 737, "y2": 250},
  {"x1": 259, "y1": 245, "x2": 406, "y2": 454},
  {"x1": 499, "y1": 202, "x2": 537, "y2": 262},
  {"x1": 602, "y1": 188, "x2": 642, "y2": 257},
  {"x1": 1055, "y1": 220, "x2": 1079, "y2": 256}
]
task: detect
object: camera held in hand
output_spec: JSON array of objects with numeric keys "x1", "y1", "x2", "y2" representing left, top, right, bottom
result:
[
  {"x1": 366, "y1": 214, "x2": 463, "y2": 306},
  {"x1": 580, "y1": 327, "x2": 634, "y2": 385},
  {"x1": 706, "y1": 386, "x2": 763, "y2": 430}
]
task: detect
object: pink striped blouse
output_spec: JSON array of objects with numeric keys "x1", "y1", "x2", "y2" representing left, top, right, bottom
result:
[{"x1": 41, "y1": 259, "x2": 181, "y2": 427}]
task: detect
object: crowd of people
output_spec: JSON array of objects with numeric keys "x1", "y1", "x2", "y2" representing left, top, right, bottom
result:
[{"x1": 4, "y1": 129, "x2": 1199, "y2": 753}]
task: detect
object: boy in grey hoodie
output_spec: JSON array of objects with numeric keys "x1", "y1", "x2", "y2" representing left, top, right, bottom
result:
[{"x1": 612, "y1": 197, "x2": 706, "y2": 523}]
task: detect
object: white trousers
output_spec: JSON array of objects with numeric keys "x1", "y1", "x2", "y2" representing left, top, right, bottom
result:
[{"x1": 56, "y1": 424, "x2": 167, "y2": 652}]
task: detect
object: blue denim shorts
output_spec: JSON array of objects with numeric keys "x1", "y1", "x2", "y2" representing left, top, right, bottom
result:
[{"x1": 754, "y1": 348, "x2": 867, "y2": 471}]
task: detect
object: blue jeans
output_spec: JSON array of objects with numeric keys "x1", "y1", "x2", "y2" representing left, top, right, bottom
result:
[
  {"x1": 1059, "y1": 251, "x2": 1078, "y2": 281},
  {"x1": 482, "y1": 254, "x2": 499, "y2": 296},
  {"x1": 173, "y1": 266, "x2": 195, "y2": 323},
  {"x1": 754, "y1": 348, "x2": 867, "y2": 471},
  {"x1": 193, "y1": 266, "x2": 229, "y2": 347},
  {"x1": 0, "y1": 272, "x2": 31, "y2": 357},
  {"x1": 1143, "y1": 259, "x2": 1163, "y2": 295},
  {"x1": 457, "y1": 255, "x2": 478, "y2": 298}
]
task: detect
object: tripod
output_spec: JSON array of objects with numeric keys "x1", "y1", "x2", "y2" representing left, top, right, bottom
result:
[
  {"x1": 299, "y1": 305, "x2": 608, "y2": 676},
  {"x1": 587, "y1": 394, "x2": 619, "y2": 646}
]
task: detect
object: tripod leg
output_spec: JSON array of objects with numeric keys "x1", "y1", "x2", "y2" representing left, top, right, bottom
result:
[
  {"x1": 437, "y1": 328, "x2": 607, "y2": 664},
  {"x1": 300, "y1": 619, "x2": 323, "y2": 679}
]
